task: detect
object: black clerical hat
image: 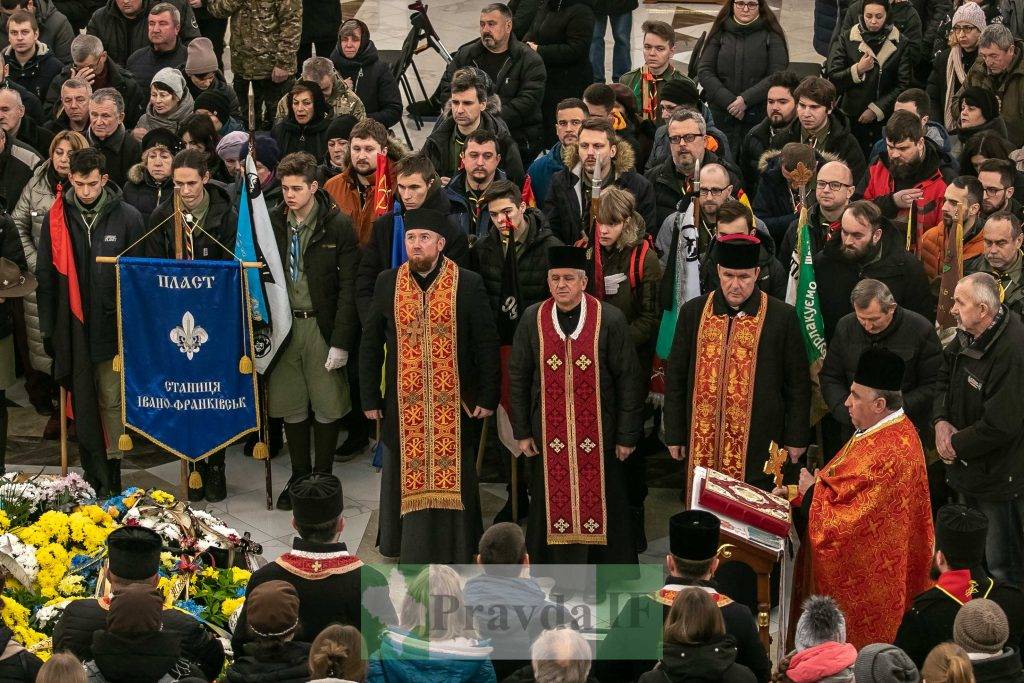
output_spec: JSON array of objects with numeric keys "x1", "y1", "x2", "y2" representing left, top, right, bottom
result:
[
  {"x1": 404, "y1": 208, "x2": 449, "y2": 235},
  {"x1": 289, "y1": 473, "x2": 344, "y2": 525},
  {"x1": 548, "y1": 246, "x2": 588, "y2": 271},
  {"x1": 715, "y1": 234, "x2": 761, "y2": 269},
  {"x1": 669, "y1": 510, "x2": 720, "y2": 561},
  {"x1": 935, "y1": 504, "x2": 988, "y2": 566},
  {"x1": 853, "y1": 347, "x2": 905, "y2": 392},
  {"x1": 106, "y1": 526, "x2": 162, "y2": 580}
]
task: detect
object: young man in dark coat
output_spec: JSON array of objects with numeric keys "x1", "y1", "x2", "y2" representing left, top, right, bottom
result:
[
  {"x1": 232, "y1": 474, "x2": 396, "y2": 654},
  {"x1": 36, "y1": 147, "x2": 144, "y2": 495},
  {"x1": 360, "y1": 207, "x2": 500, "y2": 564},
  {"x1": 544, "y1": 117, "x2": 655, "y2": 245},
  {"x1": 266, "y1": 152, "x2": 359, "y2": 510},
  {"x1": 508, "y1": 244, "x2": 644, "y2": 570},
  {"x1": 86, "y1": 0, "x2": 199, "y2": 67},
  {"x1": 422, "y1": 67, "x2": 525, "y2": 185},
  {"x1": 0, "y1": 0, "x2": 74, "y2": 64},
  {"x1": 895, "y1": 504, "x2": 1024, "y2": 668},
  {"x1": 421, "y1": 3, "x2": 546, "y2": 164},
  {"x1": 3, "y1": 10, "x2": 64, "y2": 104},
  {"x1": 52, "y1": 526, "x2": 224, "y2": 679},
  {"x1": 739, "y1": 70, "x2": 800, "y2": 199},
  {"x1": 330, "y1": 19, "x2": 402, "y2": 128},
  {"x1": 443, "y1": 129, "x2": 507, "y2": 238}
]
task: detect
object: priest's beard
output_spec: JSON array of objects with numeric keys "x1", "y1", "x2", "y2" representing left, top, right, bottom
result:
[{"x1": 409, "y1": 254, "x2": 440, "y2": 273}]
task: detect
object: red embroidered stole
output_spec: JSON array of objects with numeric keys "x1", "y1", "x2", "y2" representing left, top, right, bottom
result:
[
  {"x1": 687, "y1": 292, "x2": 768, "y2": 494},
  {"x1": 275, "y1": 551, "x2": 363, "y2": 580},
  {"x1": 395, "y1": 259, "x2": 462, "y2": 514},
  {"x1": 538, "y1": 294, "x2": 606, "y2": 545},
  {"x1": 654, "y1": 585, "x2": 734, "y2": 608}
]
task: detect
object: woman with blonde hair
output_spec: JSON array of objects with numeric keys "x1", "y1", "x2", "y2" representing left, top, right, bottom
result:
[
  {"x1": 309, "y1": 624, "x2": 367, "y2": 682},
  {"x1": 35, "y1": 651, "x2": 87, "y2": 683},
  {"x1": 922, "y1": 643, "x2": 975, "y2": 683},
  {"x1": 368, "y1": 565, "x2": 496, "y2": 682}
]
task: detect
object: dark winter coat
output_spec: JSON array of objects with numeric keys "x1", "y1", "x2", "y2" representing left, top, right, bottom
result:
[
  {"x1": 86, "y1": 0, "x2": 200, "y2": 66},
  {"x1": 638, "y1": 636, "x2": 757, "y2": 683},
  {"x1": 270, "y1": 86, "x2": 333, "y2": 163},
  {"x1": 523, "y1": 0, "x2": 595, "y2": 115},
  {"x1": 87, "y1": 126, "x2": 141, "y2": 188},
  {"x1": 432, "y1": 35, "x2": 547, "y2": 155},
  {"x1": 422, "y1": 110, "x2": 526, "y2": 185},
  {"x1": 470, "y1": 207, "x2": 562, "y2": 326},
  {"x1": 52, "y1": 596, "x2": 224, "y2": 680},
  {"x1": 445, "y1": 169, "x2": 507, "y2": 238},
  {"x1": 970, "y1": 648, "x2": 1024, "y2": 683},
  {"x1": 928, "y1": 46, "x2": 978, "y2": 128},
  {"x1": 181, "y1": 67, "x2": 241, "y2": 120},
  {"x1": 526, "y1": 141, "x2": 565, "y2": 206},
  {"x1": 697, "y1": 16, "x2": 789, "y2": 135},
  {"x1": 778, "y1": 203, "x2": 843, "y2": 272},
  {"x1": 813, "y1": 0, "x2": 851, "y2": 56},
  {"x1": 664, "y1": 289, "x2": 812, "y2": 489},
  {"x1": 820, "y1": 306, "x2": 942, "y2": 442},
  {"x1": 0, "y1": 140, "x2": 41, "y2": 214},
  {"x1": 125, "y1": 40, "x2": 188, "y2": 88},
  {"x1": 831, "y1": 0, "x2": 925, "y2": 66},
  {"x1": 739, "y1": 117, "x2": 793, "y2": 198},
  {"x1": 224, "y1": 641, "x2": 311, "y2": 683},
  {"x1": 0, "y1": 0, "x2": 74, "y2": 64},
  {"x1": 600, "y1": 223, "x2": 662, "y2": 373},
  {"x1": 14, "y1": 116, "x2": 54, "y2": 160},
  {"x1": 934, "y1": 305, "x2": 1024, "y2": 501},
  {"x1": 47, "y1": 59, "x2": 146, "y2": 128},
  {"x1": 3, "y1": 42, "x2": 63, "y2": 105},
  {"x1": 54, "y1": 0, "x2": 104, "y2": 33},
  {"x1": 270, "y1": 190, "x2": 359, "y2": 351},
  {"x1": 329, "y1": 26, "x2": 402, "y2": 128},
  {"x1": 0, "y1": 212, "x2": 27, "y2": 341},
  {"x1": 543, "y1": 139, "x2": 656, "y2": 244},
  {"x1": 910, "y1": 0, "x2": 952, "y2": 65},
  {"x1": 86, "y1": 630, "x2": 203, "y2": 683},
  {"x1": 144, "y1": 181, "x2": 237, "y2": 260},
  {"x1": 814, "y1": 223, "x2": 935, "y2": 340},
  {"x1": 122, "y1": 163, "x2": 172, "y2": 226},
  {"x1": 827, "y1": 21, "x2": 913, "y2": 125},
  {"x1": 768, "y1": 111, "x2": 868, "y2": 188},
  {"x1": 751, "y1": 149, "x2": 804, "y2": 248},
  {"x1": 645, "y1": 150, "x2": 741, "y2": 232},
  {"x1": 301, "y1": 0, "x2": 341, "y2": 43},
  {"x1": 962, "y1": 39, "x2": 1024, "y2": 146},
  {"x1": 0, "y1": 624, "x2": 42, "y2": 683}
]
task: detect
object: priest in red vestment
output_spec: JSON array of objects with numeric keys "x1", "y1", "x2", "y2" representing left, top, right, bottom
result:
[{"x1": 797, "y1": 347, "x2": 934, "y2": 648}]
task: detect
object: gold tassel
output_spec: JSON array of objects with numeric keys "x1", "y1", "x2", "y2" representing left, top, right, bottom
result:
[
  {"x1": 117, "y1": 432, "x2": 133, "y2": 451},
  {"x1": 238, "y1": 355, "x2": 253, "y2": 374},
  {"x1": 188, "y1": 469, "x2": 203, "y2": 489},
  {"x1": 112, "y1": 355, "x2": 122, "y2": 373},
  {"x1": 252, "y1": 441, "x2": 269, "y2": 460}
]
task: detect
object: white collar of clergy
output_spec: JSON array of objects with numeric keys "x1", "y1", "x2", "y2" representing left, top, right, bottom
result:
[
  {"x1": 663, "y1": 584, "x2": 716, "y2": 595},
  {"x1": 853, "y1": 408, "x2": 905, "y2": 439},
  {"x1": 551, "y1": 295, "x2": 588, "y2": 341}
]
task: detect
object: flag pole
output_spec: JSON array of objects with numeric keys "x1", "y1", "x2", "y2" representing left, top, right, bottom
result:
[
  {"x1": 59, "y1": 387, "x2": 68, "y2": 476},
  {"x1": 172, "y1": 190, "x2": 188, "y2": 500}
]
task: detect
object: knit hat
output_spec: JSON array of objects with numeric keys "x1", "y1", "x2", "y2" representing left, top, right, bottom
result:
[
  {"x1": 326, "y1": 114, "x2": 358, "y2": 142},
  {"x1": 961, "y1": 86, "x2": 1001, "y2": 123},
  {"x1": 246, "y1": 580, "x2": 300, "y2": 639},
  {"x1": 795, "y1": 595, "x2": 847, "y2": 651},
  {"x1": 185, "y1": 37, "x2": 218, "y2": 75},
  {"x1": 853, "y1": 644, "x2": 920, "y2": 682},
  {"x1": 216, "y1": 131, "x2": 248, "y2": 162},
  {"x1": 106, "y1": 584, "x2": 163, "y2": 634},
  {"x1": 151, "y1": 67, "x2": 186, "y2": 100},
  {"x1": 194, "y1": 90, "x2": 231, "y2": 125},
  {"x1": 247, "y1": 134, "x2": 281, "y2": 170},
  {"x1": 289, "y1": 473, "x2": 344, "y2": 526},
  {"x1": 954, "y1": 598, "x2": 1010, "y2": 654},
  {"x1": 952, "y1": 1, "x2": 987, "y2": 33}
]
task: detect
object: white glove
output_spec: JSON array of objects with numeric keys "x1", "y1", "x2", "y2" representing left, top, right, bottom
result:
[
  {"x1": 604, "y1": 273, "x2": 627, "y2": 295},
  {"x1": 325, "y1": 347, "x2": 348, "y2": 371}
]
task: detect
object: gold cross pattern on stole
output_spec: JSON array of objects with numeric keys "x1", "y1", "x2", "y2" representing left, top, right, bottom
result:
[
  {"x1": 574, "y1": 354, "x2": 592, "y2": 371},
  {"x1": 554, "y1": 518, "x2": 569, "y2": 532},
  {"x1": 310, "y1": 560, "x2": 322, "y2": 573},
  {"x1": 547, "y1": 354, "x2": 563, "y2": 370}
]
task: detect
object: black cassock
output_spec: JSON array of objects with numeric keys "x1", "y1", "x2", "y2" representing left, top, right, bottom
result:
[
  {"x1": 508, "y1": 298, "x2": 645, "y2": 568},
  {"x1": 360, "y1": 258, "x2": 500, "y2": 564}
]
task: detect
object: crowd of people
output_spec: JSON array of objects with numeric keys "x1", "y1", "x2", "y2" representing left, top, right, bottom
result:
[{"x1": 2, "y1": 0, "x2": 1024, "y2": 679}]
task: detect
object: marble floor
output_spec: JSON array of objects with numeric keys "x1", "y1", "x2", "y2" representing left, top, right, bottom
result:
[{"x1": 4, "y1": 0, "x2": 820, "y2": 566}]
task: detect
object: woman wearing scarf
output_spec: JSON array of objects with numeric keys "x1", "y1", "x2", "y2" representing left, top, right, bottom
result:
[
  {"x1": 928, "y1": 1, "x2": 985, "y2": 131},
  {"x1": 271, "y1": 80, "x2": 334, "y2": 163},
  {"x1": 132, "y1": 68, "x2": 195, "y2": 140},
  {"x1": 954, "y1": 85, "x2": 1008, "y2": 156},
  {"x1": 827, "y1": 0, "x2": 913, "y2": 156},
  {"x1": 696, "y1": 0, "x2": 790, "y2": 154}
]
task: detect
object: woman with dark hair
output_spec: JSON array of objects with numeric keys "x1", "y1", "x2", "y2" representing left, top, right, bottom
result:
[
  {"x1": 271, "y1": 81, "x2": 335, "y2": 163},
  {"x1": 639, "y1": 589, "x2": 756, "y2": 682},
  {"x1": 959, "y1": 131, "x2": 1024, "y2": 198},
  {"x1": 696, "y1": 0, "x2": 789, "y2": 153},
  {"x1": 179, "y1": 113, "x2": 231, "y2": 183},
  {"x1": 954, "y1": 86, "x2": 1008, "y2": 157},
  {"x1": 826, "y1": 0, "x2": 913, "y2": 156}
]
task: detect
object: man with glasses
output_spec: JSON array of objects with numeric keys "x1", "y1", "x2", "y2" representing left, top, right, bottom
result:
[
  {"x1": 976, "y1": 159, "x2": 1019, "y2": 222},
  {"x1": 645, "y1": 107, "x2": 740, "y2": 230},
  {"x1": 779, "y1": 160, "x2": 855, "y2": 271},
  {"x1": 929, "y1": 3, "x2": 984, "y2": 130},
  {"x1": 527, "y1": 97, "x2": 586, "y2": 206},
  {"x1": 967, "y1": 212, "x2": 1024, "y2": 315}
]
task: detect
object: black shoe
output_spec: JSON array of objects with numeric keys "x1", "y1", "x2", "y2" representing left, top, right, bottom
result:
[
  {"x1": 276, "y1": 483, "x2": 293, "y2": 510},
  {"x1": 334, "y1": 433, "x2": 370, "y2": 462},
  {"x1": 205, "y1": 464, "x2": 227, "y2": 502}
]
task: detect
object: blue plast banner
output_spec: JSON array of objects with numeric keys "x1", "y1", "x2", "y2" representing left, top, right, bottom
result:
[{"x1": 118, "y1": 257, "x2": 258, "y2": 460}]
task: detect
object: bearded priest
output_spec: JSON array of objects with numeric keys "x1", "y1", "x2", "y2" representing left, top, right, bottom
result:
[{"x1": 796, "y1": 347, "x2": 934, "y2": 648}]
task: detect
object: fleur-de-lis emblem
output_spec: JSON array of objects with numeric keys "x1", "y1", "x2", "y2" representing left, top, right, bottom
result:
[{"x1": 169, "y1": 311, "x2": 208, "y2": 360}]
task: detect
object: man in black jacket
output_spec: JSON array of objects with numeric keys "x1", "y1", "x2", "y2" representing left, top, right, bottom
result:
[
  {"x1": 3, "y1": 10, "x2": 63, "y2": 104},
  {"x1": 0, "y1": 124, "x2": 39, "y2": 213},
  {"x1": 544, "y1": 117, "x2": 655, "y2": 245},
  {"x1": 778, "y1": 160, "x2": 855, "y2": 271},
  {"x1": 86, "y1": 0, "x2": 198, "y2": 67},
  {"x1": 739, "y1": 70, "x2": 800, "y2": 199},
  {"x1": 53, "y1": 526, "x2": 224, "y2": 678},
  {"x1": 124, "y1": 1, "x2": 188, "y2": 88},
  {"x1": 814, "y1": 200, "x2": 934, "y2": 341},
  {"x1": 36, "y1": 147, "x2": 144, "y2": 495},
  {"x1": 86, "y1": 87, "x2": 140, "y2": 188},
  {"x1": 935, "y1": 272, "x2": 1024, "y2": 586},
  {"x1": 47, "y1": 34, "x2": 145, "y2": 127},
  {"x1": 422, "y1": 66, "x2": 525, "y2": 185},
  {"x1": 419, "y1": 3, "x2": 546, "y2": 164},
  {"x1": 444, "y1": 129, "x2": 506, "y2": 238},
  {"x1": 895, "y1": 504, "x2": 1024, "y2": 669},
  {"x1": 0, "y1": 87, "x2": 51, "y2": 157}
]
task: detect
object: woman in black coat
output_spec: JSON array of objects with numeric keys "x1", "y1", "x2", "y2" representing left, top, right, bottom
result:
[
  {"x1": 696, "y1": 0, "x2": 789, "y2": 154},
  {"x1": 826, "y1": 0, "x2": 913, "y2": 157},
  {"x1": 270, "y1": 80, "x2": 334, "y2": 163},
  {"x1": 329, "y1": 19, "x2": 403, "y2": 128},
  {"x1": 524, "y1": 0, "x2": 595, "y2": 149}
]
